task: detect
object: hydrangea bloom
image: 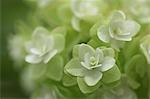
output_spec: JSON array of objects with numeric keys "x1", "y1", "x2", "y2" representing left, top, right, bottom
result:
[
  {"x1": 25, "y1": 27, "x2": 65, "y2": 64},
  {"x1": 65, "y1": 44, "x2": 116, "y2": 86},
  {"x1": 140, "y1": 35, "x2": 150, "y2": 64},
  {"x1": 97, "y1": 11, "x2": 140, "y2": 51}
]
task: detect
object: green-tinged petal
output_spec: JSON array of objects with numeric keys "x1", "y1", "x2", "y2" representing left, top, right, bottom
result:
[
  {"x1": 110, "y1": 39, "x2": 125, "y2": 51},
  {"x1": 140, "y1": 43, "x2": 150, "y2": 64},
  {"x1": 102, "y1": 65, "x2": 121, "y2": 84},
  {"x1": 84, "y1": 70, "x2": 102, "y2": 86},
  {"x1": 72, "y1": 45, "x2": 80, "y2": 58},
  {"x1": 71, "y1": 16, "x2": 81, "y2": 32},
  {"x1": 25, "y1": 54, "x2": 42, "y2": 64},
  {"x1": 77, "y1": 77, "x2": 101, "y2": 94},
  {"x1": 79, "y1": 44, "x2": 95, "y2": 61},
  {"x1": 43, "y1": 36, "x2": 54, "y2": 52},
  {"x1": 51, "y1": 26, "x2": 66, "y2": 36},
  {"x1": 100, "y1": 57, "x2": 115, "y2": 72},
  {"x1": 102, "y1": 48, "x2": 115, "y2": 57},
  {"x1": 111, "y1": 10, "x2": 126, "y2": 21},
  {"x1": 65, "y1": 58, "x2": 86, "y2": 77},
  {"x1": 53, "y1": 34, "x2": 65, "y2": 52},
  {"x1": 46, "y1": 55, "x2": 63, "y2": 81},
  {"x1": 32, "y1": 27, "x2": 49, "y2": 40},
  {"x1": 127, "y1": 77, "x2": 140, "y2": 89},
  {"x1": 62, "y1": 74, "x2": 77, "y2": 87},
  {"x1": 43, "y1": 49, "x2": 57, "y2": 64},
  {"x1": 30, "y1": 64, "x2": 47, "y2": 79},
  {"x1": 97, "y1": 25, "x2": 110, "y2": 43}
]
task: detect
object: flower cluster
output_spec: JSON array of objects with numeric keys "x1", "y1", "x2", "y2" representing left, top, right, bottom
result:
[{"x1": 8, "y1": 0, "x2": 150, "y2": 99}]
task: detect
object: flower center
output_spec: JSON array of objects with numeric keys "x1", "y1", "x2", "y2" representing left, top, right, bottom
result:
[{"x1": 90, "y1": 56, "x2": 97, "y2": 66}]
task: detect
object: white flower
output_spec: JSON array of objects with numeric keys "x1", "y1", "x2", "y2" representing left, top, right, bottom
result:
[
  {"x1": 97, "y1": 11, "x2": 140, "y2": 51},
  {"x1": 71, "y1": 0, "x2": 99, "y2": 19},
  {"x1": 25, "y1": 27, "x2": 65, "y2": 64},
  {"x1": 140, "y1": 35, "x2": 150, "y2": 64},
  {"x1": 65, "y1": 44, "x2": 116, "y2": 86},
  {"x1": 123, "y1": 0, "x2": 150, "y2": 24},
  {"x1": 8, "y1": 35, "x2": 26, "y2": 65}
]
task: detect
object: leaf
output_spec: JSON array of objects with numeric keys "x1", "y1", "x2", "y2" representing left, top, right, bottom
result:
[
  {"x1": 102, "y1": 65, "x2": 121, "y2": 84},
  {"x1": 77, "y1": 77, "x2": 101, "y2": 94},
  {"x1": 46, "y1": 55, "x2": 64, "y2": 81}
]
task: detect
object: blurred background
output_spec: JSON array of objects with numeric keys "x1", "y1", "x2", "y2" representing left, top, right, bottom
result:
[{"x1": 1, "y1": 0, "x2": 31, "y2": 98}]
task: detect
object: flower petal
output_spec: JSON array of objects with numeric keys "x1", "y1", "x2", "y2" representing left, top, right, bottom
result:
[
  {"x1": 30, "y1": 48, "x2": 42, "y2": 55},
  {"x1": 65, "y1": 58, "x2": 86, "y2": 77},
  {"x1": 100, "y1": 56, "x2": 115, "y2": 72},
  {"x1": 84, "y1": 70, "x2": 103, "y2": 86},
  {"x1": 25, "y1": 54, "x2": 42, "y2": 64},
  {"x1": 79, "y1": 44, "x2": 95, "y2": 61},
  {"x1": 109, "y1": 20, "x2": 132, "y2": 41},
  {"x1": 95, "y1": 48, "x2": 104, "y2": 63},
  {"x1": 111, "y1": 10, "x2": 126, "y2": 21},
  {"x1": 102, "y1": 48, "x2": 115, "y2": 57},
  {"x1": 122, "y1": 20, "x2": 140, "y2": 37},
  {"x1": 43, "y1": 49, "x2": 58, "y2": 64},
  {"x1": 53, "y1": 34, "x2": 65, "y2": 53},
  {"x1": 97, "y1": 25, "x2": 111, "y2": 43},
  {"x1": 71, "y1": 16, "x2": 81, "y2": 32}
]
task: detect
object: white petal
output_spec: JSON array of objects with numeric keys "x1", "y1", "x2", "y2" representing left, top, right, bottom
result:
[
  {"x1": 95, "y1": 48, "x2": 104, "y2": 63},
  {"x1": 97, "y1": 25, "x2": 110, "y2": 43},
  {"x1": 111, "y1": 10, "x2": 126, "y2": 21},
  {"x1": 43, "y1": 49, "x2": 58, "y2": 64},
  {"x1": 84, "y1": 71, "x2": 102, "y2": 86},
  {"x1": 81, "y1": 62, "x2": 91, "y2": 70},
  {"x1": 100, "y1": 57, "x2": 115, "y2": 72},
  {"x1": 79, "y1": 44, "x2": 95, "y2": 61},
  {"x1": 30, "y1": 48, "x2": 42, "y2": 55},
  {"x1": 25, "y1": 54, "x2": 42, "y2": 64},
  {"x1": 122, "y1": 20, "x2": 140, "y2": 37},
  {"x1": 71, "y1": 16, "x2": 81, "y2": 32}
]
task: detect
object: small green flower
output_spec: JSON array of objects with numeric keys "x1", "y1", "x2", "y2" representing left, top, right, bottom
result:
[
  {"x1": 97, "y1": 11, "x2": 140, "y2": 51},
  {"x1": 123, "y1": 0, "x2": 150, "y2": 24},
  {"x1": 65, "y1": 44, "x2": 116, "y2": 86},
  {"x1": 25, "y1": 27, "x2": 65, "y2": 64},
  {"x1": 71, "y1": 0, "x2": 99, "y2": 19},
  {"x1": 140, "y1": 35, "x2": 150, "y2": 64}
]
